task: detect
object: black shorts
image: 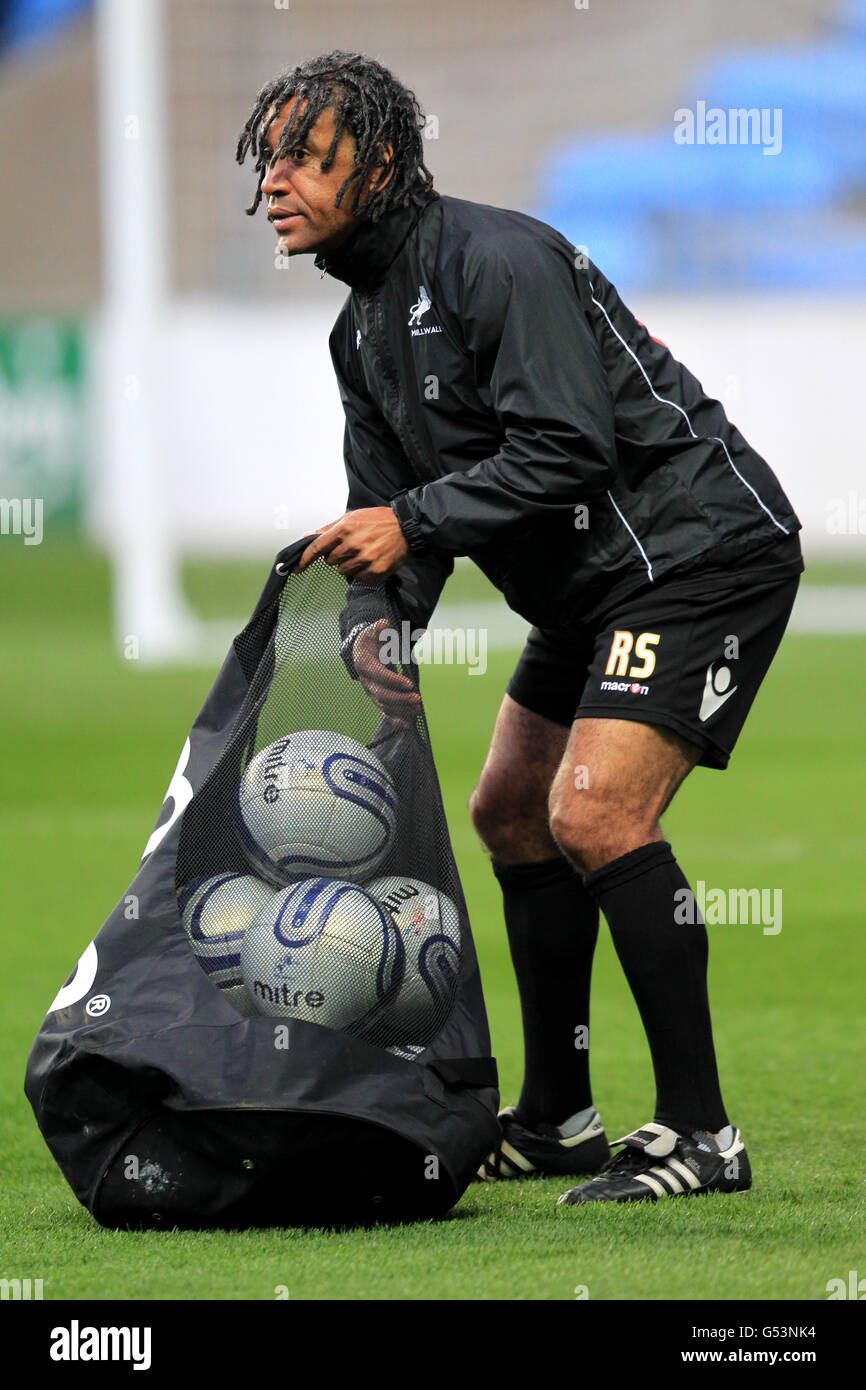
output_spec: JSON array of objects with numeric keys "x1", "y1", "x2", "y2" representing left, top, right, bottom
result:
[{"x1": 506, "y1": 560, "x2": 802, "y2": 771}]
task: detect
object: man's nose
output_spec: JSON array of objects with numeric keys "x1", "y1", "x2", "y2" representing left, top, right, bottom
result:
[{"x1": 262, "y1": 159, "x2": 288, "y2": 199}]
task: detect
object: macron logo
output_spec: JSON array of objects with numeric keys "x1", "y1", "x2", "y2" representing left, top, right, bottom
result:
[{"x1": 50, "y1": 1321, "x2": 152, "y2": 1371}]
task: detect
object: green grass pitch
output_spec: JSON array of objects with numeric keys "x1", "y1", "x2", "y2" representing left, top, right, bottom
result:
[{"x1": 0, "y1": 542, "x2": 862, "y2": 1301}]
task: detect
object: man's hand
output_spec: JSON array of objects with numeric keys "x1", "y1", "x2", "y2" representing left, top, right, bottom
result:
[
  {"x1": 351, "y1": 618, "x2": 422, "y2": 727},
  {"x1": 296, "y1": 506, "x2": 409, "y2": 580}
]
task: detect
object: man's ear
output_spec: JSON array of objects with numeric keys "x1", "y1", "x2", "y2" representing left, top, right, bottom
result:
[{"x1": 368, "y1": 142, "x2": 395, "y2": 193}]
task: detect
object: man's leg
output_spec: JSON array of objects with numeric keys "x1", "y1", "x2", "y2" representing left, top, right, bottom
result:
[
  {"x1": 469, "y1": 696, "x2": 604, "y2": 1137},
  {"x1": 546, "y1": 566, "x2": 798, "y2": 1202},
  {"x1": 548, "y1": 716, "x2": 729, "y2": 1137}
]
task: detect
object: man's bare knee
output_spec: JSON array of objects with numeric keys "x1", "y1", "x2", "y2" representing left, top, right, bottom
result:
[
  {"x1": 548, "y1": 788, "x2": 659, "y2": 875},
  {"x1": 546, "y1": 717, "x2": 700, "y2": 873},
  {"x1": 469, "y1": 779, "x2": 558, "y2": 865},
  {"x1": 468, "y1": 695, "x2": 570, "y2": 865}
]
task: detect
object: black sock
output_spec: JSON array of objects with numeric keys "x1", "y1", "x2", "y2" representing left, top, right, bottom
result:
[
  {"x1": 492, "y1": 856, "x2": 599, "y2": 1129},
  {"x1": 583, "y1": 840, "x2": 729, "y2": 1135}
]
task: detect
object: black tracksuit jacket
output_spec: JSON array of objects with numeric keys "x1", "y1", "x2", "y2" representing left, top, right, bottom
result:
[{"x1": 314, "y1": 190, "x2": 802, "y2": 642}]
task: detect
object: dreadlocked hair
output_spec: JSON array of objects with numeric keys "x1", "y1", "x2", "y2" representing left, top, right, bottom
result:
[{"x1": 236, "y1": 50, "x2": 437, "y2": 222}]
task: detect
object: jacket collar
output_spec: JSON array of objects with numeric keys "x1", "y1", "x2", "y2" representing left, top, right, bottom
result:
[{"x1": 314, "y1": 191, "x2": 439, "y2": 292}]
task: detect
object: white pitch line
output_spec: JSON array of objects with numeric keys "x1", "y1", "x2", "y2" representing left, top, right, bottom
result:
[
  {"x1": 786, "y1": 586, "x2": 866, "y2": 634},
  {"x1": 159, "y1": 586, "x2": 866, "y2": 666},
  {"x1": 430, "y1": 587, "x2": 866, "y2": 644}
]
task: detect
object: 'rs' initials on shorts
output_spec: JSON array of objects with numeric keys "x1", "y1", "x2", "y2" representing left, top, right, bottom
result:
[{"x1": 505, "y1": 538, "x2": 803, "y2": 770}]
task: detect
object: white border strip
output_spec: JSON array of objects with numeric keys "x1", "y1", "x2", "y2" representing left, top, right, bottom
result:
[{"x1": 606, "y1": 488, "x2": 654, "y2": 580}]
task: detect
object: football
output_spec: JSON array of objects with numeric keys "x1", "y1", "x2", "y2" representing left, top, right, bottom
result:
[
  {"x1": 240, "y1": 875, "x2": 404, "y2": 1032},
  {"x1": 367, "y1": 875, "x2": 461, "y2": 1045},
  {"x1": 236, "y1": 730, "x2": 398, "y2": 886},
  {"x1": 179, "y1": 871, "x2": 277, "y2": 1016}
]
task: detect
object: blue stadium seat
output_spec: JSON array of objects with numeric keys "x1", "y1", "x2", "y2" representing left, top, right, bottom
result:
[
  {"x1": 690, "y1": 45, "x2": 866, "y2": 180},
  {"x1": 832, "y1": 0, "x2": 866, "y2": 41},
  {"x1": 1, "y1": 0, "x2": 91, "y2": 52},
  {"x1": 530, "y1": 6, "x2": 866, "y2": 292}
]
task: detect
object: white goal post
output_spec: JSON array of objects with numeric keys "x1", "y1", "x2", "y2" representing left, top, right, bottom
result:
[{"x1": 96, "y1": 0, "x2": 199, "y2": 662}]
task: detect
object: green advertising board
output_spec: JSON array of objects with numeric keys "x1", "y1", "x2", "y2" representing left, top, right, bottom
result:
[{"x1": 0, "y1": 318, "x2": 89, "y2": 536}]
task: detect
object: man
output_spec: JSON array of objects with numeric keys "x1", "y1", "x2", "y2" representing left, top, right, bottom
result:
[{"x1": 238, "y1": 51, "x2": 803, "y2": 1205}]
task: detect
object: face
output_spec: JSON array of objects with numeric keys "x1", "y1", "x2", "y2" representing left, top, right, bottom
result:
[{"x1": 260, "y1": 97, "x2": 392, "y2": 257}]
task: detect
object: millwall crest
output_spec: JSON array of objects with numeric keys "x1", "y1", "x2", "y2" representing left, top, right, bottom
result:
[{"x1": 408, "y1": 285, "x2": 442, "y2": 337}]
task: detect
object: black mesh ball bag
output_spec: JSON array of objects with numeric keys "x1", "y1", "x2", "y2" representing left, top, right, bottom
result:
[{"x1": 25, "y1": 537, "x2": 499, "y2": 1229}]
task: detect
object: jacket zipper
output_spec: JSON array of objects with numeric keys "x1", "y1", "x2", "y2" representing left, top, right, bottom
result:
[{"x1": 364, "y1": 290, "x2": 439, "y2": 486}]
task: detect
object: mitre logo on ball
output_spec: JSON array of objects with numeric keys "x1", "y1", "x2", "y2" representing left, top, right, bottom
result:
[
  {"x1": 236, "y1": 730, "x2": 398, "y2": 886},
  {"x1": 241, "y1": 876, "x2": 404, "y2": 1031},
  {"x1": 367, "y1": 876, "x2": 461, "y2": 1045}
]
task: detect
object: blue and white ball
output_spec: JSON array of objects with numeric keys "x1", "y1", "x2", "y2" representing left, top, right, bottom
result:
[
  {"x1": 179, "y1": 872, "x2": 276, "y2": 1016},
  {"x1": 240, "y1": 876, "x2": 405, "y2": 1032},
  {"x1": 368, "y1": 876, "x2": 461, "y2": 1045},
  {"x1": 236, "y1": 731, "x2": 397, "y2": 887}
]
